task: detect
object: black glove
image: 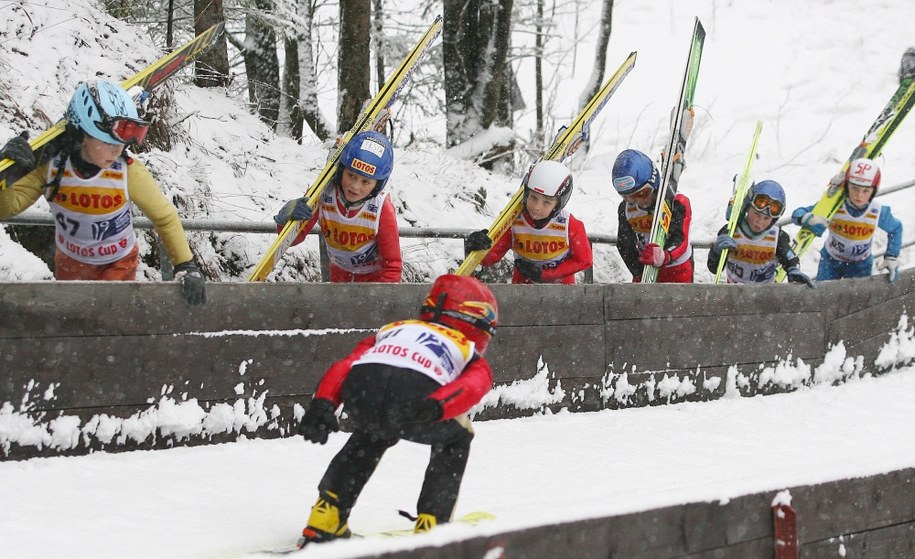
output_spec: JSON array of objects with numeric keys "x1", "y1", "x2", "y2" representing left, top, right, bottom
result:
[
  {"x1": 786, "y1": 267, "x2": 816, "y2": 289},
  {"x1": 465, "y1": 229, "x2": 492, "y2": 252},
  {"x1": 297, "y1": 398, "x2": 339, "y2": 444},
  {"x1": 273, "y1": 197, "x2": 313, "y2": 225},
  {"x1": 0, "y1": 132, "x2": 36, "y2": 169},
  {"x1": 514, "y1": 259, "x2": 543, "y2": 282},
  {"x1": 392, "y1": 398, "x2": 443, "y2": 425},
  {"x1": 173, "y1": 260, "x2": 207, "y2": 306},
  {"x1": 713, "y1": 234, "x2": 738, "y2": 254}
]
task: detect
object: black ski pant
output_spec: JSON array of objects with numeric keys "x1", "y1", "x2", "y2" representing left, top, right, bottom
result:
[{"x1": 317, "y1": 364, "x2": 474, "y2": 523}]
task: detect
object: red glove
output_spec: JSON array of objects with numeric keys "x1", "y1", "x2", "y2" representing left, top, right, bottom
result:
[{"x1": 639, "y1": 243, "x2": 670, "y2": 268}]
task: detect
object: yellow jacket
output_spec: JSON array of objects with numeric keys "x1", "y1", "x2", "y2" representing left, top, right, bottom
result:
[{"x1": 0, "y1": 156, "x2": 194, "y2": 266}]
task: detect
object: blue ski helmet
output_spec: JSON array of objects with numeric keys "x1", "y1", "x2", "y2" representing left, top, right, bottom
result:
[
  {"x1": 611, "y1": 149, "x2": 659, "y2": 196},
  {"x1": 744, "y1": 180, "x2": 786, "y2": 218},
  {"x1": 66, "y1": 80, "x2": 143, "y2": 144},
  {"x1": 339, "y1": 130, "x2": 395, "y2": 197}
]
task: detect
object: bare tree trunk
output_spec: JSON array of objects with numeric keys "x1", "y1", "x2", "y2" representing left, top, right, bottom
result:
[
  {"x1": 373, "y1": 0, "x2": 385, "y2": 92},
  {"x1": 337, "y1": 0, "x2": 371, "y2": 133},
  {"x1": 284, "y1": 36, "x2": 303, "y2": 140},
  {"x1": 578, "y1": 0, "x2": 613, "y2": 111},
  {"x1": 443, "y1": 0, "x2": 514, "y2": 162},
  {"x1": 244, "y1": 0, "x2": 281, "y2": 130},
  {"x1": 297, "y1": 0, "x2": 332, "y2": 141},
  {"x1": 194, "y1": 0, "x2": 230, "y2": 87},
  {"x1": 535, "y1": 0, "x2": 544, "y2": 149}
]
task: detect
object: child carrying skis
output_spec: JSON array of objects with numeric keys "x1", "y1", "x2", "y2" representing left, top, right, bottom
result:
[
  {"x1": 707, "y1": 180, "x2": 814, "y2": 287},
  {"x1": 273, "y1": 130, "x2": 402, "y2": 282},
  {"x1": 464, "y1": 160, "x2": 592, "y2": 284},
  {"x1": 791, "y1": 159, "x2": 902, "y2": 283},
  {"x1": 0, "y1": 80, "x2": 205, "y2": 304}
]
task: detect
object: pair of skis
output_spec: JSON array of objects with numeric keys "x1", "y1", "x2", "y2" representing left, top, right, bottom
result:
[
  {"x1": 0, "y1": 23, "x2": 226, "y2": 192},
  {"x1": 640, "y1": 18, "x2": 706, "y2": 284},
  {"x1": 714, "y1": 121, "x2": 764, "y2": 283}
]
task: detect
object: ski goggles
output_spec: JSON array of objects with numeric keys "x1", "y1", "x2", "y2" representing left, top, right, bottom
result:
[
  {"x1": 748, "y1": 193, "x2": 785, "y2": 218},
  {"x1": 88, "y1": 84, "x2": 151, "y2": 145},
  {"x1": 621, "y1": 184, "x2": 655, "y2": 202}
]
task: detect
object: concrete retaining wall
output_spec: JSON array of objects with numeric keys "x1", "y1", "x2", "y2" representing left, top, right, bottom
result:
[{"x1": 1, "y1": 270, "x2": 914, "y2": 460}]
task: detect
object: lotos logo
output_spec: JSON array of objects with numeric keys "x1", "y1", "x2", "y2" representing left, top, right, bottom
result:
[
  {"x1": 55, "y1": 186, "x2": 126, "y2": 215},
  {"x1": 351, "y1": 158, "x2": 377, "y2": 176}
]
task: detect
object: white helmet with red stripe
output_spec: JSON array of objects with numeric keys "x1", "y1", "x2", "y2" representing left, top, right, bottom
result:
[{"x1": 845, "y1": 158, "x2": 881, "y2": 202}]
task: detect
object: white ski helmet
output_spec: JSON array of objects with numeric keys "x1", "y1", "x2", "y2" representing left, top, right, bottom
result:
[
  {"x1": 845, "y1": 158, "x2": 881, "y2": 202},
  {"x1": 523, "y1": 160, "x2": 573, "y2": 219}
]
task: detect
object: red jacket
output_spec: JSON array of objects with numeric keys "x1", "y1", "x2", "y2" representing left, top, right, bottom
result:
[
  {"x1": 481, "y1": 212, "x2": 592, "y2": 284},
  {"x1": 283, "y1": 193, "x2": 402, "y2": 282},
  {"x1": 314, "y1": 333, "x2": 493, "y2": 420}
]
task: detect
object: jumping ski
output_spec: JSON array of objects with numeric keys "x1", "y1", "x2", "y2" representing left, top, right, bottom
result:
[
  {"x1": 714, "y1": 121, "x2": 763, "y2": 283},
  {"x1": 641, "y1": 17, "x2": 705, "y2": 284},
  {"x1": 247, "y1": 17, "x2": 443, "y2": 282},
  {"x1": 0, "y1": 23, "x2": 225, "y2": 192},
  {"x1": 244, "y1": 512, "x2": 495, "y2": 556},
  {"x1": 455, "y1": 51, "x2": 638, "y2": 276},
  {"x1": 775, "y1": 73, "x2": 915, "y2": 281}
]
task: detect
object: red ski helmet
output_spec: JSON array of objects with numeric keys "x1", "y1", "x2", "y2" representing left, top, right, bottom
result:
[{"x1": 419, "y1": 274, "x2": 498, "y2": 354}]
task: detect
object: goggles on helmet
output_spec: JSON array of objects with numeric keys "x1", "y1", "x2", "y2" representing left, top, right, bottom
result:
[
  {"x1": 748, "y1": 193, "x2": 784, "y2": 218},
  {"x1": 88, "y1": 83, "x2": 150, "y2": 145},
  {"x1": 420, "y1": 298, "x2": 497, "y2": 337}
]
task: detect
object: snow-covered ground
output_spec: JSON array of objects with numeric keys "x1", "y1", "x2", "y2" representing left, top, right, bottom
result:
[
  {"x1": 1, "y1": 366, "x2": 913, "y2": 559},
  {"x1": 3, "y1": 0, "x2": 915, "y2": 557}
]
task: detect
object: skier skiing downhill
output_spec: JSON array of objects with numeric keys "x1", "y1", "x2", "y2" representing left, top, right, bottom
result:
[
  {"x1": 295, "y1": 274, "x2": 498, "y2": 544},
  {"x1": 0, "y1": 80, "x2": 206, "y2": 304},
  {"x1": 792, "y1": 158, "x2": 903, "y2": 283},
  {"x1": 706, "y1": 180, "x2": 814, "y2": 287},
  {"x1": 464, "y1": 159, "x2": 593, "y2": 283},
  {"x1": 273, "y1": 130, "x2": 402, "y2": 282},
  {"x1": 612, "y1": 149, "x2": 694, "y2": 283}
]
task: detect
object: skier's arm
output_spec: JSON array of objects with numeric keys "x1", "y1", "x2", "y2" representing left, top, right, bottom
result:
[
  {"x1": 877, "y1": 205, "x2": 903, "y2": 258},
  {"x1": 0, "y1": 165, "x2": 45, "y2": 218},
  {"x1": 706, "y1": 224, "x2": 729, "y2": 273},
  {"x1": 427, "y1": 355, "x2": 493, "y2": 420},
  {"x1": 775, "y1": 229, "x2": 801, "y2": 270},
  {"x1": 480, "y1": 226, "x2": 514, "y2": 267},
  {"x1": 663, "y1": 194, "x2": 692, "y2": 263},
  {"x1": 539, "y1": 215, "x2": 593, "y2": 282},
  {"x1": 314, "y1": 334, "x2": 377, "y2": 407},
  {"x1": 375, "y1": 196, "x2": 402, "y2": 282},
  {"x1": 790, "y1": 204, "x2": 816, "y2": 225},
  {"x1": 616, "y1": 203, "x2": 642, "y2": 277},
  {"x1": 127, "y1": 159, "x2": 194, "y2": 266},
  {"x1": 285, "y1": 213, "x2": 319, "y2": 246}
]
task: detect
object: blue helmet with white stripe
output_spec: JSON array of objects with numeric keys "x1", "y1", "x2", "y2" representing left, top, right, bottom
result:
[
  {"x1": 339, "y1": 131, "x2": 394, "y2": 198},
  {"x1": 611, "y1": 149, "x2": 659, "y2": 196}
]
